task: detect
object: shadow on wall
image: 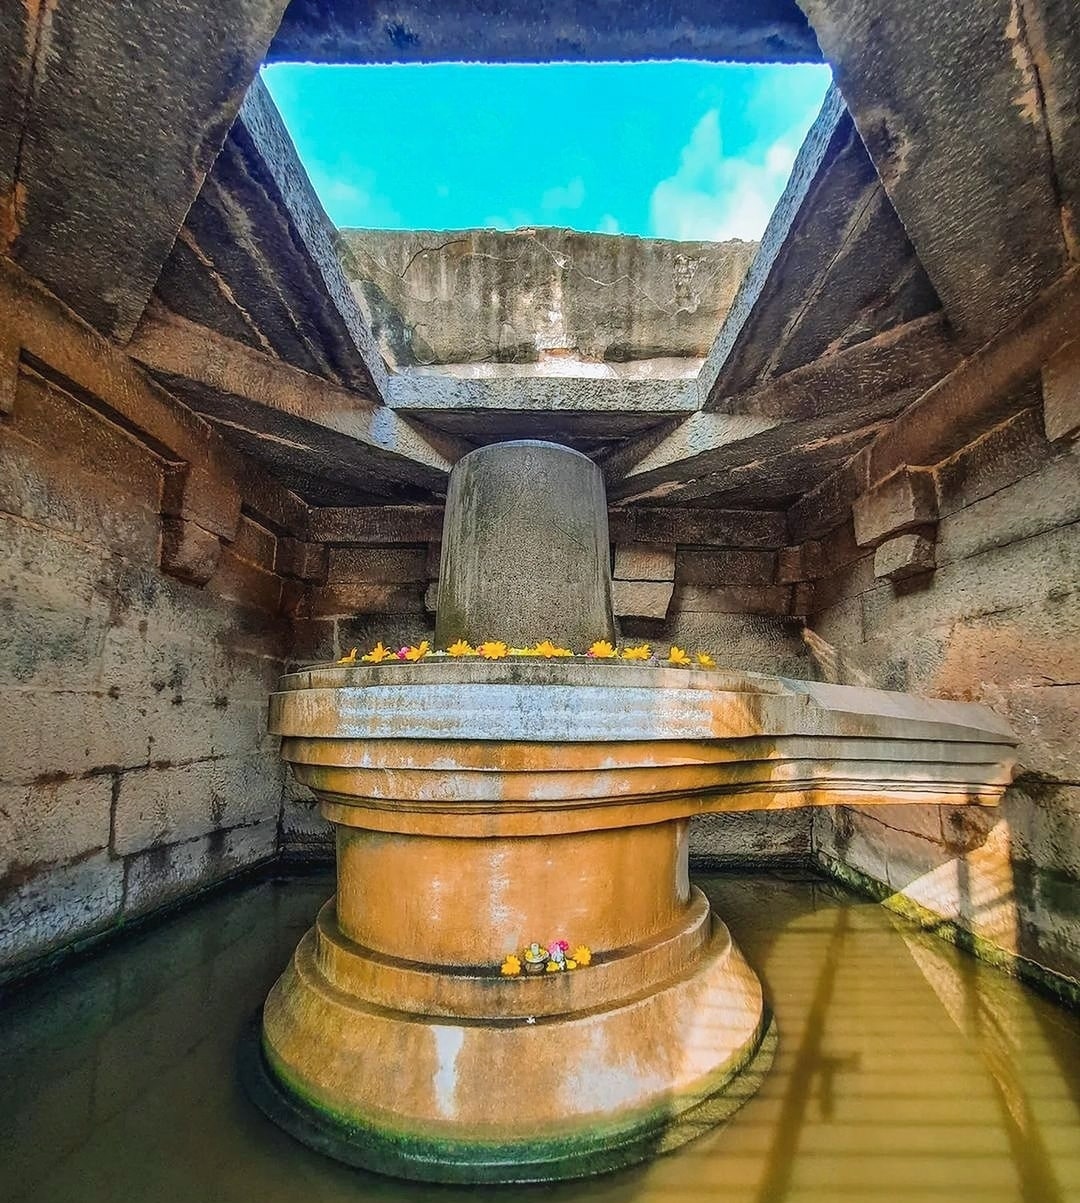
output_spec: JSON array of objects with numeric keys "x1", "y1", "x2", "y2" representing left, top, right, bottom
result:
[{"x1": 804, "y1": 618, "x2": 1080, "y2": 999}]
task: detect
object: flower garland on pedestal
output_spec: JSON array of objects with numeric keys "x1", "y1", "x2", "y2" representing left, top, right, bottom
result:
[{"x1": 335, "y1": 640, "x2": 718, "y2": 668}]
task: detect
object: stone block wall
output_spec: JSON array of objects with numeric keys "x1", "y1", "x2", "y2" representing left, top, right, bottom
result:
[
  {"x1": 0, "y1": 265, "x2": 297, "y2": 980},
  {"x1": 804, "y1": 394, "x2": 1080, "y2": 994}
]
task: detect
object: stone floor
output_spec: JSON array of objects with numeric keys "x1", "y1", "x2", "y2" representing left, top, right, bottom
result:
[{"x1": 1, "y1": 868, "x2": 1078, "y2": 1203}]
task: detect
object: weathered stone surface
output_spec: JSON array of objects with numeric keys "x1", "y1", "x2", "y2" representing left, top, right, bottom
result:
[
  {"x1": 112, "y1": 756, "x2": 284, "y2": 857},
  {"x1": 723, "y1": 315, "x2": 960, "y2": 425},
  {"x1": 0, "y1": 776, "x2": 114, "y2": 880},
  {"x1": 612, "y1": 392, "x2": 906, "y2": 506},
  {"x1": 672, "y1": 585, "x2": 793, "y2": 616},
  {"x1": 343, "y1": 227, "x2": 755, "y2": 369},
  {"x1": 435, "y1": 442, "x2": 616, "y2": 647},
  {"x1": 608, "y1": 507, "x2": 787, "y2": 548},
  {"x1": 267, "y1": 0, "x2": 822, "y2": 64},
  {"x1": 612, "y1": 543, "x2": 675, "y2": 582},
  {"x1": 934, "y1": 404, "x2": 1052, "y2": 517},
  {"x1": 1043, "y1": 338, "x2": 1080, "y2": 442},
  {"x1": 212, "y1": 546, "x2": 284, "y2": 616},
  {"x1": 131, "y1": 304, "x2": 461, "y2": 496},
  {"x1": 122, "y1": 819, "x2": 278, "y2": 917},
  {"x1": 328, "y1": 547, "x2": 427, "y2": 584},
  {"x1": 309, "y1": 505, "x2": 445, "y2": 545},
  {"x1": 0, "y1": 326, "x2": 16, "y2": 417},
  {"x1": 388, "y1": 370, "x2": 697, "y2": 459},
  {"x1": 873, "y1": 533, "x2": 936, "y2": 581},
  {"x1": 312, "y1": 583, "x2": 426, "y2": 618},
  {"x1": 159, "y1": 518, "x2": 223, "y2": 586},
  {"x1": 676, "y1": 548, "x2": 777, "y2": 587},
  {"x1": 0, "y1": 852, "x2": 124, "y2": 973},
  {"x1": 936, "y1": 452, "x2": 1080, "y2": 566},
  {"x1": 279, "y1": 775, "x2": 331, "y2": 856},
  {"x1": 809, "y1": 422, "x2": 1080, "y2": 984},
  {"x1": 612, "y1": 581, "x2": 675, "y2": 620},
  {"x1": 852, "y1": 467, "x2": 937, "y2": 547},
  {"x1": 860, "y1": 522, "x2": 1079, "y2": 646},
  {"x1": 0, "y1": 276, "x2": 290, "y2": 973},
  {"x1": 2, "y1": 0, "x2": 288, "y2": 339},
  {"x1": 701, "y1": 85, "x2": 938, "y2": 406},
  {"x1": 789, "y1": 268, "x2": 1080, "y2": 548},
  {"x1": 0, "y1": 259, "x2": 245, "y2": 540},
  {"x1": 690, "y1": 809, "x2": 814, "y2": 863},
  {"x1": 276, "y1": 538, "x2": 328, "y2": 583},
  {"x1": 801, "y1": 0, "x2": 1069, "y2": 348}
]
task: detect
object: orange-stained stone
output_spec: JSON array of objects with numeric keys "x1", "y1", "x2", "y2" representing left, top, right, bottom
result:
[{"x1": 257, "y1": 659, "x2": 1016, "y2": 1181}]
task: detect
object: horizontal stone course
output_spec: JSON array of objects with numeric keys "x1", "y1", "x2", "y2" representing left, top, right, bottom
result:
[
  {"x1": 0, "y1": 851, "x2": 125, "y2": 971},
  {"x1": 122, "y1": 819, "x2": 279, "y2": 916},
  {"x1": 808, "y1": 406, "x2": 1080, "y2": 986},
  {"x1": 676, "y1": 547, "x2": 778, "y2": 586},
  {"x1": 0, "y1": 775, "x2": 114, "y2": 879},
  {"x1": 112, "y1": 754, "x2": 284, "y2": 856},
  {"x1": 328, "y1": 546, "x2": 427, "y2": 584},
  {"x1": 612, "y1": 542, "x2": 675, "y2": 582}
]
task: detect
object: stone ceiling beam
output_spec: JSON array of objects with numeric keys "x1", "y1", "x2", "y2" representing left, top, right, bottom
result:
[
  {"x1": 388, "y1": 372, "x2": 699, "y2": 415},
  {"x1": 129, "y1": 304, "x2": 467, "y2": 497},
  {"x1": 152, "y1": 77, "x2": 389, "y2": 399},
  {"x1": 267, "y1": 0, "x2": 822, "y2": 64},
  {"x1": 699, "y1": 84, "x2": 939, "y2": 408},
  {"x1": 388, "y1": 372, "x2": 699, "y2": 454},
  {"x1": 798, "y1": 0, "x2": 1078, "y2": 349},
  {"x1": 306, "y1": 504, "x2": 789, "y2": 549},
  {"x1": 0, "y1": 0, "x2": 289, "y2": 341},
  {"x1": 789, "y1": 263, "x2": 1080, "y2": 541},
  {"x1": 698, "y1": 85, "x2": 847, "y2": 405},
  {"x1": 607, "y1": 315, "x2": 959, "y2": 504}
]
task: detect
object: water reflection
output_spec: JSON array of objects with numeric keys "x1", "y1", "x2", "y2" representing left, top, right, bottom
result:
[{"x1": 0, "y1": 870, "x2": 1077, "y2": 1203}]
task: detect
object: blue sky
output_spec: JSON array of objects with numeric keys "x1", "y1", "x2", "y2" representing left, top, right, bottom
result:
[{"x1": 261, "y1": 62, "x2": 832, "y2": 242}]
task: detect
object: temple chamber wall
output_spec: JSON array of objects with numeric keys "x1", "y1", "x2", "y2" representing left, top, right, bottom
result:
[
  {"x1": 805, "y1": 384, "x2": 1080, "y2": 993},
  {"x1": 0, "y1": 270, "x2": 293, "y2": 979}
]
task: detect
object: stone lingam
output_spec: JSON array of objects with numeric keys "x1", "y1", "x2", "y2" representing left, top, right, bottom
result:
[{"x1": 246, "y1": 441, "x2": 1017, "y2": 1184}]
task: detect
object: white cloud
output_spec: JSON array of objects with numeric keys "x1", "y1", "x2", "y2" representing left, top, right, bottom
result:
[
  {"x1": 540, "y1": 176, "x2": 586, "y2": 213},
  {"x1": 598, "y1": 213, "x2": 620, "y2": 233},
  {"x1": 315, "y1": 173, "x2": 401, "y2": 227},
  {"x1": 649, "y1": 109, "x2": 799, "y2": 243}
]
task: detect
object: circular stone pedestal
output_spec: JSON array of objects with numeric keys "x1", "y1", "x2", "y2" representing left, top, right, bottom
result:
[
  {"x1": 250, "y1": 661, "x2": 777, "y2": 1184},
  {"x1": 249, "y1": 901, "x2": 773, "y2": 1183}
]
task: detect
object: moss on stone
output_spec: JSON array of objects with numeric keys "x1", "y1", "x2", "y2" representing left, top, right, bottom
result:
[{"x1": 815, "y1": 853, "x2": 1080, "y2": 1011}]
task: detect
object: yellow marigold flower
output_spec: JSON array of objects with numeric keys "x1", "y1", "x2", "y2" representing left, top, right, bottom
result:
[
  {"x1": 478, "y1": 640, "x2": 509, "y2": 660},
  {"x1": 446, "y1": 639, "x2": 476, "y2": 657},
  {"x1": 534, "y1": 639, "x2": 574, "y2": 659},
  {"x1": 667, "y1": 646, "x2": 692, "y2": 666},
  {"x1": 337, "y1": 647, "x2": 358, "y2": 665},
  {"x1": 571, "y1": 945, "x2": 592, "y2": 967},
  {"x1": 621, "y1": 643, "x2": 651, "y2": 661},
  {"x1": 587, "y1": 640, "x2": 618, "y2": 659},
  {"x1": 500, "y1": 955, "x2": 521, "y2": 977},
  {"x1": 545, "y1": 960, "x2": 563, "y2": 973},
  {"x1": 402, "y1": 641, "x2": 430, "y2": 662},
  {"x1": 695, "y1": 651, "x2": 716, "y2": 668},
  {"x1": 361, "y1": 642, "x2": 394, "y2": 663}
]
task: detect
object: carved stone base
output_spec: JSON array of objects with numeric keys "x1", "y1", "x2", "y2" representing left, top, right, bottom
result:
[{"x1": 251, "y1": 901, "x2": 771, "y2": 1184}]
